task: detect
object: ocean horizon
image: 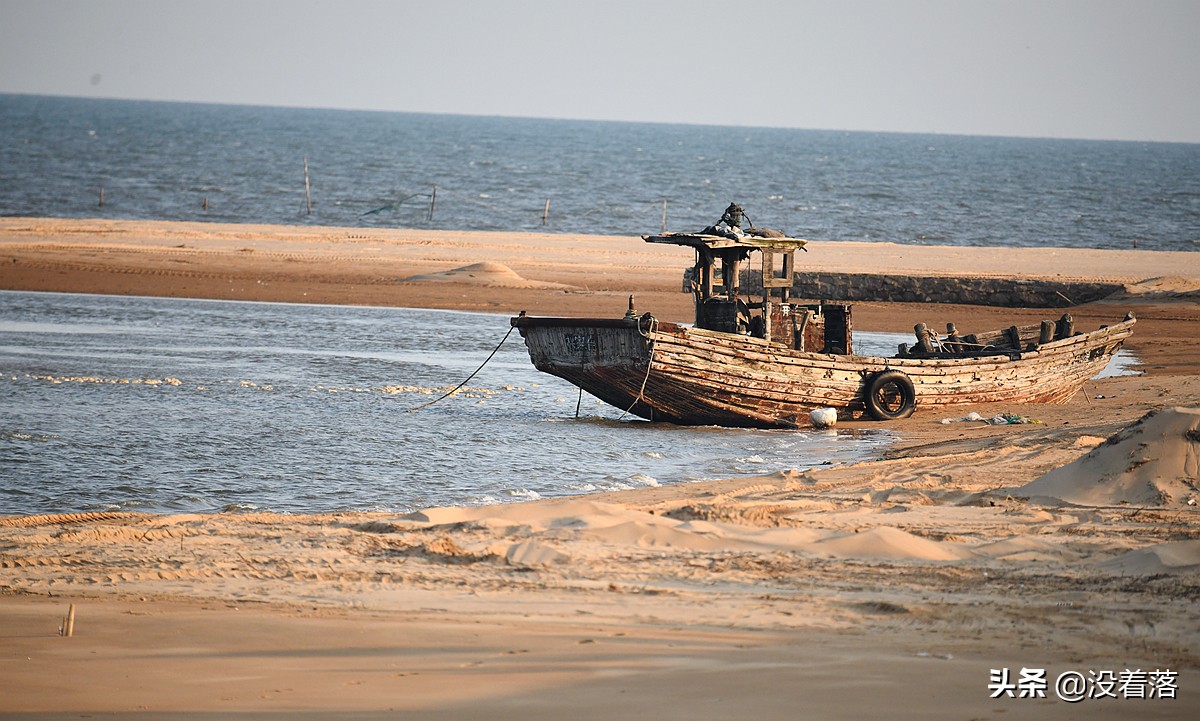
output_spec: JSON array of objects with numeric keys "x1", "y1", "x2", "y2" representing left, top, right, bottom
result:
[{"x1": 2, "y1": 93, "x2": 1197, "y2": 251}]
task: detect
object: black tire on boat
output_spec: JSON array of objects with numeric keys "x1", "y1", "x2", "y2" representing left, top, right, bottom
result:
[{"x1": 864, "y1": 370, "x2": 916, "y2": 421}]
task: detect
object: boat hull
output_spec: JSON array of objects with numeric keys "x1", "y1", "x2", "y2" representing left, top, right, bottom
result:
[{"x1": 511, "y1": 314, "x2": 1135, "y2": 428}]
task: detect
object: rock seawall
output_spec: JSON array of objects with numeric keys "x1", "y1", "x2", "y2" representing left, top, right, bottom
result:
[
  {"x1": 687, "y1": 269, "x2": 1123, "y2": 307},
  {"x1": 783, "y1": 272, "x2": 1121, "y2": 308}
]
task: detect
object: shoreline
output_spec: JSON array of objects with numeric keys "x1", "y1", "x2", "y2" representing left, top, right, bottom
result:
[
  {"x1": 3, "y1": 216, "x2": 1200, "y2": 376},
  {"x1": 2, "y1": 217, "x2": 1199, "y2": 718},
  {"x1": 4, "y1": 216, "x2": 1200, "y2": 308}
]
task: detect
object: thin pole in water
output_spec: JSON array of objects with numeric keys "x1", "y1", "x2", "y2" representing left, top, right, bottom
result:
[
  {"x1": 428, "y1": 185, "x2": 438, "y2": 221},
  {"x1": 303, "y1": 157, "x2": 312, "y2": 215}
]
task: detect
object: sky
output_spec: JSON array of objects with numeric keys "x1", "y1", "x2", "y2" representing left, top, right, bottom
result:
[{"x1": 2, "y1": 0, "x2": 1198, "y2": 143}]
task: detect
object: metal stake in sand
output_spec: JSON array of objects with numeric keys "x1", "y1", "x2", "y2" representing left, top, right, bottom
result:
[{"x1": 61, "y1": 604, "x2": 76, "y2": 637}]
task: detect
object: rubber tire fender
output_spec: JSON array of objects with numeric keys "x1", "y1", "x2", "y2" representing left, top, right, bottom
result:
[{"x1": 864, "y1": 369, "x2": 916, "y2": 421}]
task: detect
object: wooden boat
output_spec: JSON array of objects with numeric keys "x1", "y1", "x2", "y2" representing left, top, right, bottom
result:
[{"x1": 510, "y1": 222, "x2": 1135, "y2": 427}]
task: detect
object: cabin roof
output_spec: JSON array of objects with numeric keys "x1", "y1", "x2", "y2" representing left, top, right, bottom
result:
[{"x1": 643, "y1": 232, "x2": 808, "y2": 253}]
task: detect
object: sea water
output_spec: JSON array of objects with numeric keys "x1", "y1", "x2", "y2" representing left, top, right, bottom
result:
[
  {"x1": 0, "y1": 291, "x2": 899, "y2": 515},
  {"x1": 2, "y1": 94, "x2": 1197, "y2": 250},
  {"x1": 0, "y1": 292, "x2": 1141, "y2": 515}
]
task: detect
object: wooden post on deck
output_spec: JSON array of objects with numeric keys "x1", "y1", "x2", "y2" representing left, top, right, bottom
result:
[
  {"x1": 945, "y1": 323, "x2": 962, "y2": 351},
  {"x1": 915, "y1": 323, "x2": 934, "y2": 354},
  {"x1": 303, "y1": 157, "x2": 312, "y2": 215},
  {"x1": 1039, "y1": 320, "x2": 1055, "y2": 345},
  {"x1": 1056, "y1": 313, "x2": 1075, "y2": 340}
]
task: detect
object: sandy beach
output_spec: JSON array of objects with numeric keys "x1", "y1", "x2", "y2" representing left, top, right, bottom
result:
[{"x1": 2, "y1": 217, "x2": 1199, "y2": 719}]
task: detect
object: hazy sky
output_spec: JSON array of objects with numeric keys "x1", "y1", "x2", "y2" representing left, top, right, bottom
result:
[{"x1": 2, "y1": 0, "x2": 1197, "y2": 142}]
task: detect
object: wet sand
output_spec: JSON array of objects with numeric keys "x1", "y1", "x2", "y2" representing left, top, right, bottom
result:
[{"x1": 2, "y1": 217, "x2": 1198, "y2": 719}]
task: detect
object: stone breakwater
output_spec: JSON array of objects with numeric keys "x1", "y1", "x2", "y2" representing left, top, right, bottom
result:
[
  {"x1": 785, "y1": 272, "x2": 1122, "y2": 308},
  {"x1": 690, "y1": 269, "x2": 1123, "y2": 308}
]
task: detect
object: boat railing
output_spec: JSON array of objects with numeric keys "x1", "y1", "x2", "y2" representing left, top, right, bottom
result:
[{"x1": 898, "y1": 314, "x2": 1096, "y2": 359}]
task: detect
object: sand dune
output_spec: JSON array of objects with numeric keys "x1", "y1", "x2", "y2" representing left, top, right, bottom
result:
[
  {"x1": 1017, "y1": 406, "x2": 1200, "y2": 507},
  {"x1": 403, "y1": 261, "x2": 576, "y2": 289},
  {"x1": 808, "y1": 525, "x2": 973, "y2": 561},
  {"x1": 1096, "y1": 539, "x2": 1200, "y2": 575},
  {"x1": 1115, "y1": 275, "x2": 1200, "y2": 301}
]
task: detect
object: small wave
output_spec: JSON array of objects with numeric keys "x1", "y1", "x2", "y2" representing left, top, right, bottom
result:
[
  {"x1": 25, "y1": 374, "x2": 183, "y2": 387},
  {"x1": 467, "y1": 495, "x2": 504, "y2": 507},
  {"x1": 628, "y1": 473, "x2": 660, "y2": 487},
  {"x1": 0, "y1": 430, "x2": 55, "y2": 442}
]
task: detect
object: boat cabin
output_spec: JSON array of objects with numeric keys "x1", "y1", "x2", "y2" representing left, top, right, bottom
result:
[{"x1": 644, "y1": 232, "x2": 853, "y2": 355}]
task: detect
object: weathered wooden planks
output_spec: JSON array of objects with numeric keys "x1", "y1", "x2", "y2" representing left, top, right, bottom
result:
[{"x1": 511, "y1": 313, "x2": 1135, "y2": 428}]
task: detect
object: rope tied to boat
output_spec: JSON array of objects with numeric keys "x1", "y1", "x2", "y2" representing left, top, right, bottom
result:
[
  {"x1": 617, "y1": 313, "x2": 659, "y2": 421},
  {"x1": 406, "y1": 324, "x2": 516, "y2": 413}
]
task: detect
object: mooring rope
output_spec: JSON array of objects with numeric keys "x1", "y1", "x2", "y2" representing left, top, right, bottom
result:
[
  {"x1": 407, "y1": 324, "x2": 516, "y2": 413},
  {"x1": 617, "y1": 315, "x2": 659, "y2": 421}
]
